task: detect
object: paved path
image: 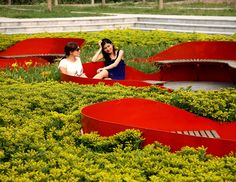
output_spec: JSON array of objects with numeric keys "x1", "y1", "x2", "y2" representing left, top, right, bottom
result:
[
  {"x1": 1, "y1": 13, "x2": 236, "y2": 20},
  {"x1": 1, "y1": 14, "x2": 236, "y2": 35},
  {"x1": 164, "y1": 81, "x2": 236, "y2": 91}
]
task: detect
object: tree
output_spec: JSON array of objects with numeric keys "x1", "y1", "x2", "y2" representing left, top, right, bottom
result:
[
  {"x1": 102, "y1": 0, "x2": 106, "y2": 6},
  {"x1": 47, "y1": 0, "x2": 52, "y2": 11},
  {"x1": 234, "y1": 1, "x2": 236, "y2": 10},
  {"x1": 8, "y1": 0, "x2": 11, "y2": 5},
  {"x1": 54, "y1": 0, "x2": 58, "y2": 6},
  {"x1": 159, "y1": 0, "x2": 163, "y2": 10}
]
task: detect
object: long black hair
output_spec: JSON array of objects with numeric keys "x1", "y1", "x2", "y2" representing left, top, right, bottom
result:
[{"x1": 101, "y1": 38, "x2": 116, "y2": 66}]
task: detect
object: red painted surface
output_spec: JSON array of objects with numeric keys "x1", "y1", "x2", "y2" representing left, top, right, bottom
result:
[
  {"x1": 61, "y1": 41, "x2": 236, "y2": 85},
  {"x1": 0, "y1": 38, "x2": 85, "y2": 62},
  {"x1": 147, "y1": 41, "x2": 236, "y2": 82},
  {"x1": 81, "y1": 98, "x2": 236, "y2": 156},
  {"x1": 158, "y1": 62, "x2": 236, "y2": 82},
  {"x1": 61, "y1": 60, "x2": 236, "y2": 86},
  {"x1": 60, "y1": 61, "x2": 165, "y2": 88},
  {"x1": 1, "y1": 39, "x2": 235, "y2": 83},
  {"x1": 148, "y1": 41, "x2": 236, "y2": 61}
]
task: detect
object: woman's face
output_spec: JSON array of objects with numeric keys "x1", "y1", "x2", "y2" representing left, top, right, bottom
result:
[
  {"x1": 103, "y1": 43, "x2": 113, "y2": 54},
  {"x1": 71, "y1": 47, "x2": 80, "y2": 57}
]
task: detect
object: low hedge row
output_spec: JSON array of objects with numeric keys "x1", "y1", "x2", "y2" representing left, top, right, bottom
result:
[{"x1": 1, "y1": 29, "x2": 236, "y2": 51}]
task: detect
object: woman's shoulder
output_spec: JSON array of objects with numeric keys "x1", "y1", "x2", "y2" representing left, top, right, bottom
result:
[
  {"x1": 118, "y1": 49, "x2": 124, "y2": 54},
  {"x1": 58, "y1": 58, "x2": 68, "y2": 68},
  {"x1": 116, "y1": 49, "x2": 124, "y2": 58},
  {"x1": 59, "y1": 58, "x2": 68, "y2": 65},
  {"x1": 75, "y1": 57, "x2": 81, "y2": 62},
  {"x1": 60, "y1": 58, "x2": 68, "y2": 63}
]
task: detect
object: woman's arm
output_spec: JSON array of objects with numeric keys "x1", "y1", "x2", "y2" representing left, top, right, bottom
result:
[
  {"x1": 58, "y1": 59, "x2": 68, "y2": 74},
  {"x1": 96, "y1": 50, "x2": 124, "y2": 73},
  {"x1": 91, "y1": 48, "x2": 103, "y2": 62},
  {"x1": 92, "y1": 40, "x2": 104, "y2": 62},
  {"x1": 59, "y1": 67, "x2": 68, "y2": 75}
]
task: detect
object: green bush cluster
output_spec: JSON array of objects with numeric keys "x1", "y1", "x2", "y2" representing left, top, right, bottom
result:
[
  {"x1": 1, "y1": 29, "x2": 235, "y2": 51},
  {"x1": 77, "y1": 129, "x2": 143, "y2": 152},
  {"x1": 0, "y1": 81, "x2": 236, "y2": 181},
  {"x1": 1, "y1": 67, "x2": 235, "y2": 122},
  {"x1": 169, "y1": 88, "x2": 236, "y2": 122}
]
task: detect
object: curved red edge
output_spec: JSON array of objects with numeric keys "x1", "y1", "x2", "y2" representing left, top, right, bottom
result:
[
  {"x1": 147, "y1": 41, "x2": 236, "y2": 83},
  {"x1": 61, "y1": 41, "x2": 236, "y2": 85},
  {"x1": 60, "y1": 60, "x2": 236, "y2": 87},
  {"x1": 0, "y1": 38, "x2": 85, "y2": 66},
  {"x1": 60, "y1": 61, "x2": 168, "y2": 88},
  {"x1": 0, "y1": 38, "x2": 85, "y2": 58},
  {"x1": 81, "y1": 98, "x2": 236, "y2": 157},
  {"x1": 1, "y1": 39, "x2": 236, "y2": 84},
  {"x1": 148, "y1": 41, "x2": 236, "y2": 61}
]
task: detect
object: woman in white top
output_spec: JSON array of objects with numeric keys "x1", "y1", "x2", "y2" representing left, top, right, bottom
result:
[{"x1": 58, "y1": 42, "x2": 87, "y2": 78}]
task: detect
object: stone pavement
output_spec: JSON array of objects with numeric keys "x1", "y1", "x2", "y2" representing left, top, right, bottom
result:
[{"x1": 164, "y1": 81, "x2": 236, "y2": 91}]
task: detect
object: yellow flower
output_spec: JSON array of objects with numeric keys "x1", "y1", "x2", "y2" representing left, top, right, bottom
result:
[
  {"x1": 11, "y1": 62, "x2": 18, "y2": 68},
  {"x1": 41, "y1": 71, "x2": 50, "y2": 78},
  {"x1": 25, "y1": 60, "x2": 33, "y2": 67}
]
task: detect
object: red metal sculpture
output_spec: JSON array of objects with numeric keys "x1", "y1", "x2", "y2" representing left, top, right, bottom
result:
[
  {"x1": 60, "y1": 41, "x2": 236, "y2": 86},
  {"x1": 0, "y1": 38, "x2": 85, "y2": 69},
  {"x1": 81, "y1": 98, "x2": 236, "y2": 157},
  {"x1": 79, "y1": 41, "x2": 236, "y2": 156},
  {"x1": 148, "y1": 41, "x2": 236, "y2": 82},
  {"x1": 60, "y1": 61, "x2": 165, "y2": 87},
  {"x1": 1, "y1": 39, "x2": 235, "y2": 85}
]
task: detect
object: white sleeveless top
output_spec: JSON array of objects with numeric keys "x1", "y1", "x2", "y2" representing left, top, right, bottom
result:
[{"x1": 58, "y1": 57, "x2": 83, "y2": 76}]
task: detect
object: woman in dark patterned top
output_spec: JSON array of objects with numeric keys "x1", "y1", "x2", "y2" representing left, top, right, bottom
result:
[{"x1": 92, "y1": 38, "x2": 125, "y2": 80}]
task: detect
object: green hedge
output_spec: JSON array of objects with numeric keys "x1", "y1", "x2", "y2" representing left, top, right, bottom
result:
[
  {"x1": 0, "y1": 80, "x2": 236, "y2": 181},
  {"x1": 1, "y1": 29, "x2": 235, "y2": 51}
]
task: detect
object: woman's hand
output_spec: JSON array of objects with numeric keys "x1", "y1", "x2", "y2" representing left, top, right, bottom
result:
[
  {"x1": 97, "y1": 68, "x2": 102, "y2": 73},
  {"x1": 97, "y1": 68, "x2": 105, "y2": 73},
  {"x1": 98, "y1": 40, "x2": 102, "y2": 48},
  {"x1": 80, "y1": 73, "x2": 87, "y2": 78},
  {"x1": 91, "y1": 41, "x2": 103, "y2": 62}
]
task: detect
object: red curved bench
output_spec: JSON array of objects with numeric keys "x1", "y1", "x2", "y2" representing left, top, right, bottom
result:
[
  {"x1": 148, "y1": 41, "x2": 236, "y2": 82},
  {"x1": 148, "y1": 41, "x2": 236, "y2": 62},
  {"x1": 81, "y1": 98, "x2": 236, "y2": 157},
  {"x1": 0, "y1": 38, "x2": 85, "y2": 68},
  {"x1": 60, "y1": 41, "x2": 236, "y2": 87},
  {"x1": 60, "y1": 61, "x2": 166, "y2": 88}
]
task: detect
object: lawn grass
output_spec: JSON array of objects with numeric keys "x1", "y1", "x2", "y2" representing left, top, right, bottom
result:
[{"x1": 0, "y1": 2, "x2": 235, "y2": 18}]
